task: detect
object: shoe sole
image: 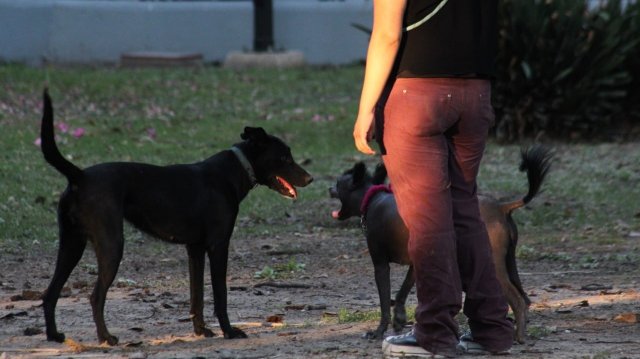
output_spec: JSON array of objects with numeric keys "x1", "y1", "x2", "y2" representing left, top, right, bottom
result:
[
  {"x1": 456, "y1": 343, "x2": 511, "y2": 356},
  {"x1": 382, "y1": 341, "x2": 445, "y2": 358}
]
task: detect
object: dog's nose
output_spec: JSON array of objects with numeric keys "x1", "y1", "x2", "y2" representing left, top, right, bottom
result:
[{"x1": 305, "y1": 175, "x2": 314, "y2": 185}]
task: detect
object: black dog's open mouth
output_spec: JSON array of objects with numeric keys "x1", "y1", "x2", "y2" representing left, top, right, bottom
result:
[
  {"x1": 274, "y1": 176, "x2": 297, "y2": 199},
  {"x1": 328, "y1": 187, "x2": 345, "y2": 219}
]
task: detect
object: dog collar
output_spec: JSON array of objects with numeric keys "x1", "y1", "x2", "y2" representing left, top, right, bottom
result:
[
  {"x1": 230, "y1": 146, "x2": 257, "y2": 187},
  {"x1": 360, "y1": 184, "x2": 393, "y2": 215}
]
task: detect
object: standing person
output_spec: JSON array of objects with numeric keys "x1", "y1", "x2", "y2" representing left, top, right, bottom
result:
[{"x1": 353, "y1": 0, "x2": 514, "y2": 357}]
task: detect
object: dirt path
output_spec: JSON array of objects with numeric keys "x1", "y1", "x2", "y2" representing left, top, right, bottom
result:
[{"x1": 1, "y1": 230, "x2": 639, "y2": 358}]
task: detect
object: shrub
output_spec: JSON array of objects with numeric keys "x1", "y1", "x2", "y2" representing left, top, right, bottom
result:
[{"x1": 493, "y1": 0, "x2": 640, "y2": 141}]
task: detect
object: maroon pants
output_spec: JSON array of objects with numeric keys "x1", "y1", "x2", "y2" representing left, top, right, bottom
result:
[{"x1": 380, "y1": 78, "x2": 513, "y2": 354}]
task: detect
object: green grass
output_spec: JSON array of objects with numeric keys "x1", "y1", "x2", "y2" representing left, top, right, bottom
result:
[
  {"x1": 1, "y1": 64, "x2": 639, "y2": 266},
  {"x1": 254, "y1": 258, "x2": 306, "y2": 280}
]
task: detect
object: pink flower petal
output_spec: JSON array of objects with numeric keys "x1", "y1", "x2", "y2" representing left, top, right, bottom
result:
[
  {"x1": 34, "y1": 137, "x2": 42, "y2": 146},
  {"x1": 147, "y1": 127, "x2": 157, "y2": 140},
  {"x1": 72, "y1": 128, "x2": 85, "y2": 138},
  {"x1": 56, "y1": 122, "x2": 69, "y2": 133}
]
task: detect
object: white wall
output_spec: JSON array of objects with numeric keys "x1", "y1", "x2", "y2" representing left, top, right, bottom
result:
[{"x1": 0, "y1": 0, "x2": 373, "y2": 66}]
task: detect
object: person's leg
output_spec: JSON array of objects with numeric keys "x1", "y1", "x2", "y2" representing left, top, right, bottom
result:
[
  {"x1": 381, "y1": 78, "x2": 461, "y2": 356},
  {"x1": 446, "y1": 79, "x2": 513, "y2": 353}
]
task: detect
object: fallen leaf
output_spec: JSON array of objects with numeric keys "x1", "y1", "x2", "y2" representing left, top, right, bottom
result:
[
  {"x1": 266, "y1": 314, "x2": 283, "y2": 323},
  {"x1": 613, "y1": 313, "x2": 639, "y2": 323}
]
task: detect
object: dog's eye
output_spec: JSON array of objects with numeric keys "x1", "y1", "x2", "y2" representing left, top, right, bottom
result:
[{"x1": 280, "y1": 156, "x2": 292, "y2": 164}]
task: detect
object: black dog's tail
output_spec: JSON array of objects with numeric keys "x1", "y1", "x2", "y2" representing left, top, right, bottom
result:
[
  {"x1": 500, "y1": 145, "x2": 553, "y2": 214},
  {"x1": 41, "y1": 89, "x2": 83, "y2": 183}
]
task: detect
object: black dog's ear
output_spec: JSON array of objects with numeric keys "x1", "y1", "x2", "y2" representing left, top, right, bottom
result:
[
  {"x1": 372, "y1": 162, "x2": 387, "y2": 185},
  {"x1": 352, "y1": 162, "x2": 367, "y2": 185},
  {"x1": 241, "y1": 127, "x2": 267, "y2": 141}
]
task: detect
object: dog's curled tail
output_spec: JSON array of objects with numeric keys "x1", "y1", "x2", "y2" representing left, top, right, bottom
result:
[
  {"x1": 41, "y1": 89, "x2": 83, "y2": 183},
  {"x1": 500, "y1": 145, "x2": 553, "y2": 214}
]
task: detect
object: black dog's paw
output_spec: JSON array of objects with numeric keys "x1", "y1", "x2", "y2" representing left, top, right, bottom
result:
[
  {"x1": 224, "y1": 327, "x2": 247, "y2": 339},
  {"x1": 194, "y1": 326, "x2": 216, "y2": 338},
  {"x1": 100, "y1": 334, "x2": 119, "y2": 346},
  {"x1": 393, "y1": 309, "x2": 407, "y2": 332},
  {"x1": 47, "y1": 331, "x2": 66, "y2": 343},
  {"x1": 363, "y1": 329, "x2": 384, "y2": 340},
  {"x1": 392, "y1": 317, "x2": 407, "y2": 333}
]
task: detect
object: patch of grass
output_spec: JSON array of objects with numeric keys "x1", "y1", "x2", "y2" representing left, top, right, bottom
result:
[
  {"x1": 1, "y1": 64, "x2": 639, "y2": 263},
  {"x1": 332, "y1": 305, "x2": 417, "y2": 325},
  {"x1": 527, "y1": 325, "x2": 556, "y2": 340},
  {"x1": 254, "y1": 258, "x2": 306, "y2": 280},
  {"x1": 336, "y1": 308, "x2": 381, "y2": 324}
]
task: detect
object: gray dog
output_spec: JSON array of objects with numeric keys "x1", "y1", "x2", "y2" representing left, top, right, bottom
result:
[{"x1": 330, "y1": 146, "x2": 552, "y2": 343}]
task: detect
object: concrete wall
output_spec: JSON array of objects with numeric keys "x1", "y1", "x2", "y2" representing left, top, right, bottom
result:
[{"x1": 0, "y1": 0, "x2": 373, "y2": 66}]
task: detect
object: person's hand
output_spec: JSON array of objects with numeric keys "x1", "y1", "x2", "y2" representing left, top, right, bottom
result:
[{"x1": 353, "y1": 111, "x2": 376, "y2": 155}]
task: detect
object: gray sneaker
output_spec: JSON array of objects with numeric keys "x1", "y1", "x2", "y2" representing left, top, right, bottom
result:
[
  {"x1": 382, "y1": 330, "x2": 445, "y2": 358},
  {"x1": 456, "y1": 333, "x2": 511, "y2": 355}
]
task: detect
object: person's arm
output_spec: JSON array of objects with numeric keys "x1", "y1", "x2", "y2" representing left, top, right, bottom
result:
[{"x1": 353, "y1": 0, "x2": 407, "y2": 155}]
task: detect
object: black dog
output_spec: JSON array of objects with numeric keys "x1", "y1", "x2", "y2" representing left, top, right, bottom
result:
[
  {"x1": 329, "y1": 146, "x2": 552, "y2": 343},
  {"x1": 40, "y1": 89, "x2": 312, "y2": 345}
]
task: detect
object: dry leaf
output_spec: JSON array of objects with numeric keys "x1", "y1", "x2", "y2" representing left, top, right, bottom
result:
[{"x1": 613, "y1": 313, "x2": 639, "y2": 323}]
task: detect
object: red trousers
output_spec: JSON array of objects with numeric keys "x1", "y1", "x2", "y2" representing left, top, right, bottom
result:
[{"x1": 380, "y1": 78, "x2": 513, "y2": 354}]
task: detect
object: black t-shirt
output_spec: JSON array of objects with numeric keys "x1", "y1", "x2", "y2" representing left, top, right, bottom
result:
[{"x1": 395, "y1": 0, "x2": 498, "y2": 78}]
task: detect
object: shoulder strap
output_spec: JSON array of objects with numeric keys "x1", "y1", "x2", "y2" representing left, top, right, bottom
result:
[{"x1": 404, "y1": 0, "x2": 449, "y2": 32}]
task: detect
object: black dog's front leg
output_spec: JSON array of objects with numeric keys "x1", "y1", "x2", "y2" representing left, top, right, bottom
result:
[
  {"x1": 187, "y1": 245, "x2": 215, "y2": 337},
  {"x1": 367, "y1": 261, "x2": 392, "y2": 339},
  {"x1": 393, "y1": 265, "x2": 414, "y2": 332},
  {"x1": 208, "y1": 245, "x2": 247, "y2": 339}
]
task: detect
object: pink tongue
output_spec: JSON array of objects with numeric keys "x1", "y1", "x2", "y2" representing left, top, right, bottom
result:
[{"x1": 331, "y1": 210, "x2": 340, "y2": 219}]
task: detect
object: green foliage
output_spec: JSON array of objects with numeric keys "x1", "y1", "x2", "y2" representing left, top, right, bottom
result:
[
  {"x1": 254, "y1": 266, "x2": 277, "y2": 280},
  {"x1": 624, "y1": 0, "x2": 640, "y2": 119},
  {"x1": 254, "y1": 258, "x2": 306, "y2": 280},
  {"x1": 336, "y1": 308, "x2": 380, "y2": 323},
  {"x1": 494, "y1": 0, "x2": 640, "y2": 141}
]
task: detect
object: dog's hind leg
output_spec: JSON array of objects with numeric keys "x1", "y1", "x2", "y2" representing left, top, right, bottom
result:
[
  {"x1": 187, "y1": 244, "x2": 215, "y2": 337},
  {"x1": 506, "y1": 217, "x2": 531, "y2": 307},
  {"x1": 493, "y1": 257, "x2": 527, "y2": 344},
  {"x1": 43, "y1": 210, "x2": 87, "y2": 343},
  {"x1": 393, "y1": 265, "x2": 415, "y2": 333},
  {"x1": 89, "y1": 217, "x2": 124, "y2": 345}
]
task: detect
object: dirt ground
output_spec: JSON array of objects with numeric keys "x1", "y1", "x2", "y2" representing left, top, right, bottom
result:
[{"x1": 1, "y1": 224, "x2": 639, "y2": 359}]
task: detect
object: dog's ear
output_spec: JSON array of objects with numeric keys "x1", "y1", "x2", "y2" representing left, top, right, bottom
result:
[
  {"x1": 352, "y1": 162, "x2": 367, "y2": 185},
  {"x1": 372, "y1": 163, "x2": 387, "y2": 185},
  {"x1": 241, "y1": 127, "x2": 268, "y2": 141}
]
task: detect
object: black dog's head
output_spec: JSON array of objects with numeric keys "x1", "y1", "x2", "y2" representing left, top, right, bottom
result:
[
  {"x1": 239, "y1": 127, "x2": 312, "y2": 199},
  {"x1": 329, "y1": 162, "x2": 387, "y2": 220}
]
